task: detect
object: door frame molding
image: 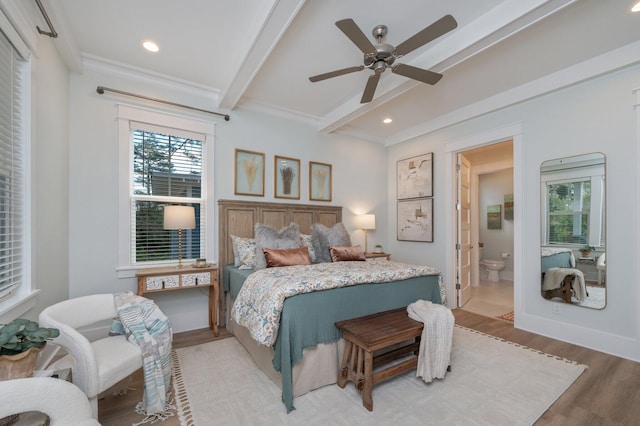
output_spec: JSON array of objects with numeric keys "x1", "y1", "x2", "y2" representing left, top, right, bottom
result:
[{"x1": 444, "y1": 123, "x2": 524, "y2": 319}]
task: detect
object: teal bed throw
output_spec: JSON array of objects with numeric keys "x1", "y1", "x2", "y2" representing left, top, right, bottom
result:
[{"x1": 225, "y1": 265, "x2": 442, "y2": 412}]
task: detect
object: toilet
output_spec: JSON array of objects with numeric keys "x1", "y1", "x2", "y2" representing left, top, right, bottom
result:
[
  {"x1": 480, "y1": 259, "x2": 505, "y2": 282},
  {"x1": 479, "y1": 245, "x2": 506, "y2": 282}
]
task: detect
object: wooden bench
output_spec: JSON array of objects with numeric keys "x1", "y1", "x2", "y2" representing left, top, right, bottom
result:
[
  {"x1": 543, "y1": 273, "x2": 576, "y2": 304},
  {"x1": 335, "y1": 307, "x2": 424, "y2": 411}
]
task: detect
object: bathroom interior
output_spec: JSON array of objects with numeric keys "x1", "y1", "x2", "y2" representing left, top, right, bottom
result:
[{"x1": 459, "y1": 141, "x2": 515, "y2": 319}]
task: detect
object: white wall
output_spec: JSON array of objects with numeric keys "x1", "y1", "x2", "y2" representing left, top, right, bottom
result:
[
  {"x1": 479, "y1": 169, "x2": 514, "y2": 277},
  {"x1": 30, "y1": 27, "x2": 70, "y2": 317},
  {"x1": 388, "y1": 63, "x2": 640, "y2": 361},
  {"x1": 65, "y1": 68, "x2": 387, "y2": 332}
]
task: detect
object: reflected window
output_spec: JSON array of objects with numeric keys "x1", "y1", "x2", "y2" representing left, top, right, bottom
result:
[
  {"x1": 546, "y1": 180, "x2": 590, "y2": 244},
  {"x1": 541, "y1": 157, "x2": 605, "y2": 248}
]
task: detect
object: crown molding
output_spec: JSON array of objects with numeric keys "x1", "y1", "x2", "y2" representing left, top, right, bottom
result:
[{"x1": 83, "y1": 55, "x2": 221, "y2": 106}]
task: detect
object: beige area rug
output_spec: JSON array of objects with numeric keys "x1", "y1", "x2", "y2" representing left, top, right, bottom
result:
[{"x1": 172, "y1": 326, "x2": 586, "y2": 425}]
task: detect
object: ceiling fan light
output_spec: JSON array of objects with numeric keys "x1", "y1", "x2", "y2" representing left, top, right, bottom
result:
[
  {"x1": 383, "y1": 118, "x2": 392, "y2": 124},
  {"x1": 632, "y1": 1, "x2": 640, "y2": 12}
]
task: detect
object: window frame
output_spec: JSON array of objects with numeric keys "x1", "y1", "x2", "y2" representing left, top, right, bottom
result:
[
  {"x1": 0, "y1": 8, "x2": 36, "y2": 320},
  {"x1": 117, "y1": 105, "x2": 215, "y2": 277},
  {"x1": 541, "y1": 163, "x2": 605, "y2": 248}
]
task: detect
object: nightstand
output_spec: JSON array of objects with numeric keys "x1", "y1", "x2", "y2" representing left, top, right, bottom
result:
[
  {"x1": 365, "y1": 252, "x2": 391, "y2": 260},
  {"x1": 136, "y1": 264, "x2": 219, "y2": 336}
]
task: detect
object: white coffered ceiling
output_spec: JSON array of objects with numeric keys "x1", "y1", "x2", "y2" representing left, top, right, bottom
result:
[{"x1": 28, "y1": 0, "x2": 640, "y2": 144}]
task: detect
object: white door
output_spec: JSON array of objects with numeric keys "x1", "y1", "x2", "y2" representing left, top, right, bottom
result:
[{"x1": 457, "y1": 153, "x2": 472, "y2": 307}]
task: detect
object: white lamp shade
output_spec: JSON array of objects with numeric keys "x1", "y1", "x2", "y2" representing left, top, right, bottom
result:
[
  {"x1": 164, "y1": 205, "x2": 196, "y2": 230},
  {"x1": 357, "y1": 214, "x2": 376, "y2": 230}
]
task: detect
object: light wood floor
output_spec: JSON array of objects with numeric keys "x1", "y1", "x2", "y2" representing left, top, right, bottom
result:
[
  {"x1": 98, "y1": 311, "x2": 640, "y2": 425},
  {"x1": 461, "y1": 279, "x2": 514, "y2": 318}
]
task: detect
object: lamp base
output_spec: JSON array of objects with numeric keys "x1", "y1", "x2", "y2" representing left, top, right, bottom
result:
[{"x1": 364, "y1": 229, "x2": 369, "y2": 254}]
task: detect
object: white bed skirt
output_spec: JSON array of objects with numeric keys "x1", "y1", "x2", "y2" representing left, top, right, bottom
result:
[{"x1": 226, "y1": 298, "x2": 345, "y2": 398}]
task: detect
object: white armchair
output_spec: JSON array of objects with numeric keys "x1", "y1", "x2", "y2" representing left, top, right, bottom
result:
[
  {"x1": 597, "y1": 253, "x2": 606, "y2": 285},
  {"x1": 0, "y1": 377, "x2": 101, "y2": 425},
  {"x1": 38, "y1": 294, "x2": 143, "y2": 418}
]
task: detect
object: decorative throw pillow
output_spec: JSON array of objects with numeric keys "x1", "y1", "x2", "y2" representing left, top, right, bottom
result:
[
  {"x1": 263, "y1": 247, "x2": 311, "y2": 268},
  {"x1": 329, "y1": 245, "x2": 366, "y2": 262},
  {"x1": 300, "y1": 233, "x2": 317, "y2": 263},
  {"x1": 230, "y1": 235, "x2": 257, "y2": 269},
  {"x1": 254, "y1": 223, "x2": 302, "y2": 270},
  {"x1": 311, "y1": 223, "x2": 351, "y2": 263}
]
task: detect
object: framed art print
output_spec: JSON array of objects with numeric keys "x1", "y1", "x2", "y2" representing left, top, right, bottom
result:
[
  {"x1": 397, "y1": 152, "x2": 433, "y2": 199},
  {"x1": 397, "y1": 198, "x2": 433, "y2": 242},
  {"x1": 274, "y1": 155, "x2": 300, "y2": 199},
  {"x1": 234, "y1": 149, "x2": 265, "y2": 196},
  {"x1": 487, "y1": 204, "x2": 502, "y2": 229},
  {"x1": 309, "y1": 161, "x2": 332, "y2": 201}
]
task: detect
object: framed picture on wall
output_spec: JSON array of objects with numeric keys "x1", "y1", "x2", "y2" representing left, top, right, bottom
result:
[
  {"x1": 487, "y1": 204, "x2": 502, "y2": 229},
  {"x1": 397, "y1": 152, "x2": 433, "y2": 199},
  {"x1": 274, "y1": 155, "x2": 300, "y2": 199},
  {"x1": 234, "y1": 149, "x2": 265, "y2": 196},
  {"x1": 309, "y1": 161, "x2": 332, "y2": 201},
  {"x1": 397, "y1": 198, "x2": 433, "y2": 242}
]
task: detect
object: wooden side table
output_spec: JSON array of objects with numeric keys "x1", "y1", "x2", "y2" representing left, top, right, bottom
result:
[
  {"x1": 136, "y1": 265, "x2": 219, "y2": 336},
  {"x1": 364, "y1": 252, "x2": 391, "y2": 260}
]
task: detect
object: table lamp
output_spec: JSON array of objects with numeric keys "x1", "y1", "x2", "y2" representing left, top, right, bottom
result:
[
  {"x1": 164, "y1": 205, "x2": 196, "y2": 268},
  {"x1": 356, "y1": 214, "x2": 376, "y2": 253}
]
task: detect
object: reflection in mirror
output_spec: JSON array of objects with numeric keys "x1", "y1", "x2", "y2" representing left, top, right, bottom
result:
[{"x1": 540, "y1": 153, "x2": 606, "y2": 309}]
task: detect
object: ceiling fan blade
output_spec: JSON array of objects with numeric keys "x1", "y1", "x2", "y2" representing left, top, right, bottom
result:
[
  {"x1": 309, "y1": 65, "x2": 365, "y2": 82},
  {"x1": 335, "y1": 19, "x2": 376, "y2": 55},
  {"x1": 392, "y1": 63, "x2": 443, "y2": 85},
  {"x1": 361, "y1": 73, "x2": 380, "y2": 103},
  {"x1": 395, "y1": 15, "x2": 457, "y2": 57}
]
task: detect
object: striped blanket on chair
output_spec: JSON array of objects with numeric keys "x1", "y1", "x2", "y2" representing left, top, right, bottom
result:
[{"x1": 114, "y1": 292, "x2": 174, "y2": 424}]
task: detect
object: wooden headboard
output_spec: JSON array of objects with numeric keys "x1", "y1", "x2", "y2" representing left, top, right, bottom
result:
[{"x1": 217, "y1": 199, "x2": 343, "y2": 268}]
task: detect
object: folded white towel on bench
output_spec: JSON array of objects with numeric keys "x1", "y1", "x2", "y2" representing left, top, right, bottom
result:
[
  {"x1": 407, "y1": 300, "x2": 454, "y2": 383},
  {"x1": 542, "y1": 268, "x2": 587, "y2": 301}
]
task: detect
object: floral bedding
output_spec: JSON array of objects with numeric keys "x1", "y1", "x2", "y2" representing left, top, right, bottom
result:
[{"x1": 230, "y1": 260, "x2": 443, "y2": 346}]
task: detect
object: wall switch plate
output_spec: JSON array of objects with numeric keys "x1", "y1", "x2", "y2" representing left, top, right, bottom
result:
[{"x1": 551, "y1": 303, "x2": 562, "y2": 315}]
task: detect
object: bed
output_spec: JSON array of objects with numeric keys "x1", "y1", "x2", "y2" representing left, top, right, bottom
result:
[
  {"x1": 218, "y1": 199, "x2": 445, "y2": 412},
  {"x1": 541, "y1": 247, "x2": 575, "y2": 272}
]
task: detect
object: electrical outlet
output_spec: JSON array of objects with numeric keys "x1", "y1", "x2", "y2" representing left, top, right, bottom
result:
[{"x1": 551, "y1": 303, "x2": 562, "y2": 315}]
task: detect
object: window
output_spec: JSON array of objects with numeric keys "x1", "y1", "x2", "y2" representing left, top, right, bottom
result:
[
  {"x1": 0, "y1": 21, "x2": 29, "y2": 303},
  {"x1": 541, "y1": 157, "x2": 605, "y2": 248},
  {"x1": 546, "y1": 179, "x2": 591, "y2": 245},
  {"x1": 118, "y1": 106, "x2": 214, "y2": 273},
  {"x1": 131, "y1": 125, "x2": 203, "y2": 264}
]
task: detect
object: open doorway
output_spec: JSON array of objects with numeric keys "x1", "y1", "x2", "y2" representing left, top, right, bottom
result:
[{"x1": 456, "y1": 141, "x2": 514, "y2": 320}]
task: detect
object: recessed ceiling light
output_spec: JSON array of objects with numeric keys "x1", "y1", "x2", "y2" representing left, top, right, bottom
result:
[
  {"x1": 142, "y1": 40, "x2": 159, "y2": 53},
  {"x1": 383, "y1": 118, "x2": 393, "y2": 124},
  {"x1": 632, "y1": 1, "x2": 640, "y2": 12}
]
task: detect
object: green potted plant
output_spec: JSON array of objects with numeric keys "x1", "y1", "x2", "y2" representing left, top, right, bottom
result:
[
  {"x1": 579, "y1": 245, "x2": 595, "y2": 257},
  {"x1": 373, "y1": 244, "x2": 383, "y2": 253},
  {"x1": 0, "y1": 319, "x2": 59, "y2": 381}
]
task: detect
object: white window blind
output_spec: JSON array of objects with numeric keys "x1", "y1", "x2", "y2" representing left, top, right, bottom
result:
[
  {"x1": 129, "y1": 122, "x2": 205, "y2": 265},
  {"x1": 546, "y1": 178, "x2": 591, "y2": 245},
  {"x1": 0, "y1": 30, "x2": 25, "y2": 296}
]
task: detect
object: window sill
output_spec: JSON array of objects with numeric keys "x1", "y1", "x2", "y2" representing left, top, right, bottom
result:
[
  {"x1": 0, "y1": 289, "x2": 40, "y2": 323},
  {"x1": 117, "y1": 263, "x2": 183, "y2": 279}
]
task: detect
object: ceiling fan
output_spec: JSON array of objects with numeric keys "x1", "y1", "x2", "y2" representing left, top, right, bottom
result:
[{"x1": 309, "y1": 15, "x2": 457, "y2": 103}]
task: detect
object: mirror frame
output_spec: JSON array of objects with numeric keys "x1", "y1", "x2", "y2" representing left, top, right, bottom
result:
[{"x1": 540, "y1": 152, "x2": 606, "y2": 309}]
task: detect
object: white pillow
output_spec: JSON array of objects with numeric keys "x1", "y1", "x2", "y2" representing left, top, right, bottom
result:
[{"x1": 230, "y1": 235, "x2": 256, "y2": 269}]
